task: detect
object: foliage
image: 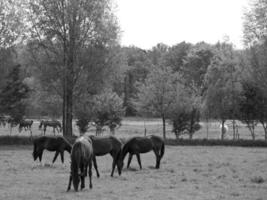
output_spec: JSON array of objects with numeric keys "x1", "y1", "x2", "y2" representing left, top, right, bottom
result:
[
  {"x1": 202, "y1": 43, "x2": 241, "y2": 139},
  {"x1": 74, "y1": 90, "x2": 124, "y2": 135},
  {"x1": 169, "y1": 84, "x2": 201, "y2": 139},
  {"x1": 243, "y1": 0, "x2": 267, "y2": 46},
  {"x1": 0, "y1": 0, "x2": 28, "y2": 48},
  {"x1": 135, "y1": 66, "x2": 179, "y2": 138},
  {"x1": 120, "y1": 46, "x2": 152, "y2": 116},
  {"x1": 27, "y1": 0, "x2": 120, "y2": 136},
  {"x1": 182, "y1": 42, "x2": 214, "y2": 92},
  {"x1": 0, "y1": 64, "x2": 30, "y2": 123},
  {"x1": 92, "y1": 90, "x2": 124, "y2": 134},
  {"x1": 237, "y1": 81, "x2": 260, "y2": 140}
]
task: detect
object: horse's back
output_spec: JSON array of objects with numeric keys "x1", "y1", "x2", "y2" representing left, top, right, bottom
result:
[
  {"x1": 89, "y1": 135, "x2": 121, "y2": 156},
  {"x1": 34, "y1": 136, "x2": 64, "y2": 151},
  {"x1": 125, "y1": 136, "x2": 153, "y2": 153},
  {"x1": 72, "y1": 136, "x2": 93, "y2": 160}
]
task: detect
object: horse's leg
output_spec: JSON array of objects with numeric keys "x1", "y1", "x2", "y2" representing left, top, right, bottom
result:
[
  {"x1": 52, "y1": 151, "x2": 59, "y2": 163},
  {"x1": 136, "y1": 154, "x2": 142, "y2": 169},
  {"x1": 67, "y1": 174, "x2": 72, "y2": 191},
  {"x1": 92, "y1": 156, "x2": 100, "y2": 178},
  {"x1": 80, "y1": 165, "x2": 85, "y2": 190},
  {"x1": 88, "y1": 160, "x2": 93, "y2": 189},
  {"x1": 127, "y1": 153, "x2": 133, "y2": 168},
  {"x1": 153, "y1": 148, "x2": 160, "y2": 169},
  {"x1": 38, "y1": 150, "x2": 43, "y2": 162},
  {"x1": 110, "y1": 152, "x2": 116, "y2": 177},
  {"x1": 60, "y1": 151, "x2": 64, "y2": 163}
]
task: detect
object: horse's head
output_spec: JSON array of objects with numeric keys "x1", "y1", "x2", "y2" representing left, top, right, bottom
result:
[{"x1": 116, "y1": 151, "x2": 124, "y2": 175}]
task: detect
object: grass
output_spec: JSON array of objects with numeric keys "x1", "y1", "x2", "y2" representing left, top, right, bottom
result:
[{"x1": 1, "y1": 145, "x2": 267, "y2": 200}]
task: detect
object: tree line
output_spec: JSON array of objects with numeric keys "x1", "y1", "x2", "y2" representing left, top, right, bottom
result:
[{"x1": 0, "y1": 0, "x2": 267, "y2": 140}]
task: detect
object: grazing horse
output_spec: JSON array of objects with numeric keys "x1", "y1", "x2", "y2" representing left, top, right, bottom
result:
[
  {"x1": 89, "y1": 135, "x2": 122, "y2": 177},
  {"x1": 0, "y1": 116, "x2": 7, "y2": 127},
  {"x1": 32, "y1": 136, "x2": 72, "y2": 163},
  {"x1": 67, "y1": 135, "x2": 93, "y2": 192},
  {"x1": 117, "y1": 135, "x2": 165, "y2": 172},
  {"x1": 19, "y1": 119, "x2": 33, "y2": 137},
  {"x1": 39, "y1": 120, "x2": 62, "y2": 135}
]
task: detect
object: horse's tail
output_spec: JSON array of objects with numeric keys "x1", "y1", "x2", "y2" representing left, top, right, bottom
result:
[
  {"x1": 160, "y1": 142, "x2": 165, "y2": 159},
  {"x1": 71, "y1": 142, "x2": 83, "y2": 192}
]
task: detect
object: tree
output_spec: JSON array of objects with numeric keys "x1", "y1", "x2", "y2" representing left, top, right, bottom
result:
[
  {"x1": 0, "y1": 0, "x2": 27, "y2": 48},
  {"x1": 182, "y1": 42, "x2": 214, "y2": 92},
  {"x1": 135, "y1": 66, "x2": 178, "y2": 139},
  {"x1": 169, "y1": 85, "x2": 201, "y2": 139},
  {"x1": 92, "y1": 90, "x2": 124, "y2": 135},
  {"x1": 203, "y1": 43, "x2": 241, "y2": 140},
  {"x1": 237, "y1": 81, "x2": 259, "y2": 140},
  {"x1": 74, "y1": 90, "x2": 124, "y2": 135},
  {"x1": 0, "y1": 64, "x2": 30, "y2": 123},
  {"x1": 28, "y1": 0, "x2": 119, "y2": 136},
  {"x1": 120, "y1": 46, "x2": 152, "y2": 116},
  {"x1": 243, "y1": 0, "x2": 267, "y2": 46}
]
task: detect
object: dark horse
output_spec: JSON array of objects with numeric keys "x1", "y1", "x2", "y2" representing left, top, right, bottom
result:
[
  {"x1": 19, "y1": 119, "x2": 34, "y2": 137},
  {"x1": 67, "y1": 135, "x2": 93, "y2": 192},
  {"x1": 39, "y1": 120, "x2": 62, "y2": 135},
  {"x1": 117, "y1": 135, "x2": 165, "y2": 172},
  {"x1": 89, "y1": 135, "x2": 122, "y2": 177},
  {"x1": 32, "y1": 136, "x2": 72, "y2": 163}
]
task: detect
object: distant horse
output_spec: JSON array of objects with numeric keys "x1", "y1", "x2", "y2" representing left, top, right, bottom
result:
[
  {"x1": 67, "y1": 135, "x2": 93, "y2": 192},
  {"x1": 19, "y1": 119, "x2": 33, "y2": 137},
  {"x1": 0, "y1": 116, "x2": 7, "y2": 127},
  {"x1": 32, "y1": 136, "x2": 72, "y2": 163},
  {"x1": 117, "y1": 135, "x2": 165, "y2": 172},
  {"x1": 39, "y1": 120, "x2": 62, "y2": 135},
  {"x1": 89, "y1": 135, "x2": 123, "y2": 177}
]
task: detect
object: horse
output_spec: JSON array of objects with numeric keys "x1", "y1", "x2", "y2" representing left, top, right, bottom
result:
[
  {"x1": 67, "y1": 135, "x2": 93, "y2": 192},
  {"x1": 19, "y1": 119, "x2": 33, "y2": 138},
  {"x1": 117, "y1": 135, "x2": 165, "y2": 172},
  {"x1": 0, "y1": 116, "x2": 7, "y2": 127},
  {"x1": 19, "y1": 119, "x2": 33, "y2": 131},
  {"x1": 89, "y1": 135, "x2": 123, "y2": 177},
  {"x1": 32, "y1": 136, "x2": 72, "y2": 164},
  {"x1": 39, "y1": 120, "x2": 62, "y2": 135}
]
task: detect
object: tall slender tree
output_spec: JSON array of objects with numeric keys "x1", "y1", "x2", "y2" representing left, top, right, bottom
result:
[{"x1": 28, "y1": 0, "x2": 119, "y2": 136}]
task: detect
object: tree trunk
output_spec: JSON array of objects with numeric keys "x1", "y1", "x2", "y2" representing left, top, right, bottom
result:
[
  {"x1": 260, "y1": 122, "x2": 267, "y2": 141},
  {"x1": 162, "y1": 115, "x2": 166, "y2": 139},
  {"x1": 189, "y1": 132, "x2": 193, "y2": 140}
]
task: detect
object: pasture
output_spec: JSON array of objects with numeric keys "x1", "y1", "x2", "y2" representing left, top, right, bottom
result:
[
  {"x1": 0, "y1": 145, "x2": 267, "y2": 200},
  {"x1": 1, "y1": 118, "x2": 267, "y2": 141}
]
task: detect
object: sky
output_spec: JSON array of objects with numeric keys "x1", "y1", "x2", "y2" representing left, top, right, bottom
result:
[{"x1": 116, "y1": 0, "x2": 250, "y2": 50}]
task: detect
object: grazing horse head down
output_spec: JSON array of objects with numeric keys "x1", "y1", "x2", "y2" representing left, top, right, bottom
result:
[
  {"x1": 117, "y1": 135, "x2": 165, "y2": 173},
  {"x1": 67, "y1": 136, "x2": 94, "y2": 192},
  {"x1": 32, "y1": 136, "x2": 72, "y2": 164}
]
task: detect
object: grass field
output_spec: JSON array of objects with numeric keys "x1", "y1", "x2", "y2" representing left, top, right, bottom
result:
[{"x1": 0, "y1": 145, "x2": 267, "y2": 200}]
